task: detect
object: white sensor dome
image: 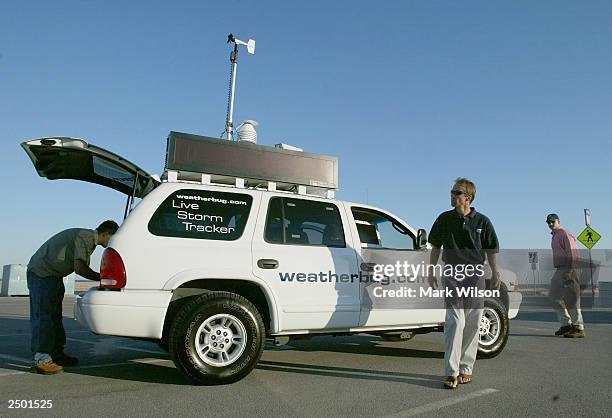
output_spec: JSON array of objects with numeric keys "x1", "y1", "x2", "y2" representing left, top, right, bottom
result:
[{"x1": 237, "y1": 120, "x2": 258, "y2": 144}]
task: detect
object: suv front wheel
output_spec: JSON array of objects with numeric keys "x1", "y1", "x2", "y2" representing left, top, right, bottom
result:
[
  {"x1": 168, "y1": 291, "x2": 265, "y2": 385},
  {"x1": 477, "y1": 298, "x2": 509, "y2": 359}
]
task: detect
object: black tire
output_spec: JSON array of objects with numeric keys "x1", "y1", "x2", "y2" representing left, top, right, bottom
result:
[
  {"x1": 168, "y1": 291, "x2": 265, "y2": 385},
  {"x1": 477, "y1": 298, "x2": 509, "y2": 359},
  {"x1": 156, "y1": 339, "x2": 169, "y2": 352}
]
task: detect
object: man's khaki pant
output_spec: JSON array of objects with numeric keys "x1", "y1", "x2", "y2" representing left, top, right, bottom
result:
[
  {"x1": 443, "y1": 275, "x2": 484, "y2": 377},
  {"x1": 444, "y1": 306, "x2": 482, "y2": 377},
  {"x1": 549, "y1": 268, "x2": 584, "y2": 330}
]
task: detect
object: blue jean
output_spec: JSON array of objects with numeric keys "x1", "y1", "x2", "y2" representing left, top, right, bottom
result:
[{"x1": 27, "y1": 271, "x2": 66, "y2": 356}]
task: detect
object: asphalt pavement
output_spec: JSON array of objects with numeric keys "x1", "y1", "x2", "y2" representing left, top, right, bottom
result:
[{"x1": 1, "y1": 295, "x2": 610, "y2": 417}]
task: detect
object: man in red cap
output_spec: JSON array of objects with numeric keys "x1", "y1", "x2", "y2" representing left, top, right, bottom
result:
[{"x1": 547, "y1": 213, "x2": 585, "y2": 338}]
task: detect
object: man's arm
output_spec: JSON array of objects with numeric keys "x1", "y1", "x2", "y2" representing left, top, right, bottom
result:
[
  {"x1": 428, "y1": 245, "x2": 441, "y2": 289},
  {"x1": 561, "y1": 232, "x2": 578, "y2": 280},
  {"x1": 74, "y1": 259, "x2": 100, "y2": 281},
  {"x1": 427, "y1": 215, "x2": 443, "y2": 289},
  {"x1": 483, "y1": 218, "x2": 501, "y2": 290},
  {"x1": 486, "y1": 251, "x2": 501, "y2": 290},
  {"x1": 73, "y1": 233, "x2": 99, "y2": 281}
]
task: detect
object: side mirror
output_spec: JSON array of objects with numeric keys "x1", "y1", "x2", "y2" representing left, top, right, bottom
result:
[{"x1": 417, "y1": 228, "x2": 427, "y2": 249}]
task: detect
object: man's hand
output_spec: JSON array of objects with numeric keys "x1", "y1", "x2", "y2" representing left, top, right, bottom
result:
[
  {"x1": 428, "y1": 246, "x2": 441, "y2": 290},
  {"x1": 564, "y1": 269, "x2": 575, "y2": 284},
  {"x1": 490, "y1": 271, "x2": 501, "y2": 290},
  {"x1": 428, "y1": 275, "x2": 438, "y2": 289},
  {"x1": 74, "y1": 259, "x2": 100, "y2": 281}
]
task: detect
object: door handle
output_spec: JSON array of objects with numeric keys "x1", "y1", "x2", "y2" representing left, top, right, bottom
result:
[
  {"x1": 360, "y1": 262, "x2": 377, "y2": 272},
  {"x1": 258, "y1": 259, "x2": 279, "y2": 269}
]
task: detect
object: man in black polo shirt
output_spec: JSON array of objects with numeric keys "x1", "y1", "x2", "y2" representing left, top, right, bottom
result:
[{"x1": 428, "y1": 178, "x2": 500, "y2": 389}]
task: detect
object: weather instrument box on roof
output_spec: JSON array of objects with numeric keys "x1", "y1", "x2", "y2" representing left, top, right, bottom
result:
[{"x1": 164, "y1": 131, "x2": 339, "y2": 193}]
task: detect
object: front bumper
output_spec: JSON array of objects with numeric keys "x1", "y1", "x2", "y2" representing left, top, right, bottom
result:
[{"x1": 74, "y1": 289, "x2": 172, "y2": 339}]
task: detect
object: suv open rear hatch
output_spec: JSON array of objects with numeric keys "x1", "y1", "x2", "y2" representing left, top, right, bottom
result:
[{"x1": 22, "y1": 137, "x2": 160, "y2": 215}]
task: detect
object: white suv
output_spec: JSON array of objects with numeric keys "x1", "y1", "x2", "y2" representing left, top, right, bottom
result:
[{"x1": 22, "y1": 133, "x2": 522, "y2": 385}]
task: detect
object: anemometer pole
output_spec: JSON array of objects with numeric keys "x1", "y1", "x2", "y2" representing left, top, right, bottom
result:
[
  {"x1": 224, "y1": 34, "x2": 256, "y2": 141},
  {"x1": 225, "y1": 38, "x2": 239, "y2": 141}
]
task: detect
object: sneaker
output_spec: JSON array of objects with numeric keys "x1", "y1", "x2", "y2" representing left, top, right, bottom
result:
[
  {"x1": 554, "y1": 325, "x2": 573, "y2": 336},
  {"x1": 52, "y1": 352, "x2": 79, "y2": 366},
  {"x1": 563, "y1": 326, "x2": 585, "y2": 338},
  {"x1": 30, "y1": 360, "x2": 63, "y2": 375}
]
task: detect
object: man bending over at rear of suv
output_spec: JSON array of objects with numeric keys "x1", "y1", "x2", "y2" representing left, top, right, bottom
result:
[{"x1": 27, "y1": 220, "x2": 119, "y2": 374}]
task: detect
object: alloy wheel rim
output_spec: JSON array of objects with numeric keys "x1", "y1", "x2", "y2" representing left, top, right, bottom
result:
[
  {"x1": 479, "y1": 308, "x2": 501, "y2": 347},
  {"x1": 194, "y1": 314, "x2": 247, "y2": 367}
]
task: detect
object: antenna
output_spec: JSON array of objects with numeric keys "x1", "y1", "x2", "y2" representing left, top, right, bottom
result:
[{"x1": 223, "y1": 33, "x2": 256, "y2": 141}]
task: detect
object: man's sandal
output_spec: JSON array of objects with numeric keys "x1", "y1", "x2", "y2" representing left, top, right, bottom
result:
[
  {"x1": 444, "y1": 376, "x2": 458, "y2": 389},
  {"x1": 458, "y1": 374, "x2": 472, "y2": 384}
]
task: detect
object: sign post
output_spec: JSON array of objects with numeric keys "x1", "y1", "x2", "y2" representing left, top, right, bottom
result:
[
  {"x1": 528, "y1": 251, "x2": 538, "y2": 295},
  {"x1": 584, "y1": 209, "x2": 591, "y2": 227},
  {"x1": 578, "y1": 209, "x2": 602, "y2": 299}
]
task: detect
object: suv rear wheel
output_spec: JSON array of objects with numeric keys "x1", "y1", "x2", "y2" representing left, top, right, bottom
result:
[
  {"x1": 477, "y1": 298, "x2": 508, "y2": 359},
  {"x1": 168, "y1": 291, "x2": 264, "y2": 385}
]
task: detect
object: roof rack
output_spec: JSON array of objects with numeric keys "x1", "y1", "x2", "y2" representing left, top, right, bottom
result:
[
  {"x1": 164, "y1": 132, "x2": 338, "y2": 199},
  {"x1": 162, "y1": 169, "x2": 335, "y2": 199}
]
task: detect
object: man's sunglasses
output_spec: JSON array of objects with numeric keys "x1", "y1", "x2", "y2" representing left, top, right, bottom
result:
[
  {"x1": 450, "y1": 190, "x2": 465, "y2": 196},
  {"x1": 546, "y1": 220, "x2": 556, "y2": 225}
]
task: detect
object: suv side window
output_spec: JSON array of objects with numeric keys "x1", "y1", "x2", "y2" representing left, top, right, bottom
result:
[
  {"x1": 351, "y1": 207, "x2": 415, "y2": 250},
  {"x1": 148, "y1": 189, "x2": 252, "y2": 240},
  {"x1": 265, "y1": 197, "x2": 346, "y2": 247}
]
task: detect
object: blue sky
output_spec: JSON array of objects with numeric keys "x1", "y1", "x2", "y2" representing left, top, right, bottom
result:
[{"x1": 1, "y1": 0, "x2": 611, "y2": 268}]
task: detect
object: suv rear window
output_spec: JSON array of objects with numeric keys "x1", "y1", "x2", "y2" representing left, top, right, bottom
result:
[
  {"x1": 148, "y1": 189, "x2": 252, "y2": 240},
  {"x1": 265, "y1": 197, "x2": 345, "y2": 247}
]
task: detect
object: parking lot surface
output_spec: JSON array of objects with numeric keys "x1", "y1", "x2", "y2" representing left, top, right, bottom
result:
[{"x1": 1, "y1": 295, "x2": 611, "y2": 417}]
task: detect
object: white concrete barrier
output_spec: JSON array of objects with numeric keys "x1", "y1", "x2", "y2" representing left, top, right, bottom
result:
[
  {"x1": 1, "y1": 264, "x2": 75, "y2": 296},
  {"x1": 599, "y1": 281, "x2": 612, "y2": 292},
  {"x1": 495, "y1": 249, "x2": 612, "y2": 289}
]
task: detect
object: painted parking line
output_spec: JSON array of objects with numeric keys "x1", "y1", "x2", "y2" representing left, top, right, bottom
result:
[
  {"x1": 264, "y1": 344, "x2": 295, "y2": 351},
  {"x1": 0, "y1": 370, "x2": 27, "y2": 377},
  {"x1": 73, "y1": 358, "x2": 171, "y2": 370},
  {"x1": 0, "y1": 330, "x2": 92, "y2": 338},
  {"x1": 0, "y1": 359, "x2": 172, "y2": 376},
  {"x1": 115, "y1": 346, "x2": 167, "y2": 355},
  {"x1": 383, "y1": 388, "x2": 499, "y2": 417},
  {"x1": 0, "y1": 353, "x2": 30, "y2": 376},
  {"x1": 66, "y1": 337, "x2": 167, "y2": 355},
  {"x1": 511, "y1": 326, "x2": 546, "y2": 332},
  {"x1": 0, "y1": 353, "x2": 31, "y2": 364}
]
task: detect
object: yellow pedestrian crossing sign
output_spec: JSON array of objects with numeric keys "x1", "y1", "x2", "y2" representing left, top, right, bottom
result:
[{"x1": 577, "y1": 226, "x2": 601, "y2": 249}]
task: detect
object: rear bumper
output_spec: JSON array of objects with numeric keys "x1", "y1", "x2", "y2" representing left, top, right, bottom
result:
[
  {"x1": 74, "y1": 289, "x2": 172, "y2": 339},
  {"x1": 507, "y1": 291, "x2": 522, "y2": 319}
]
